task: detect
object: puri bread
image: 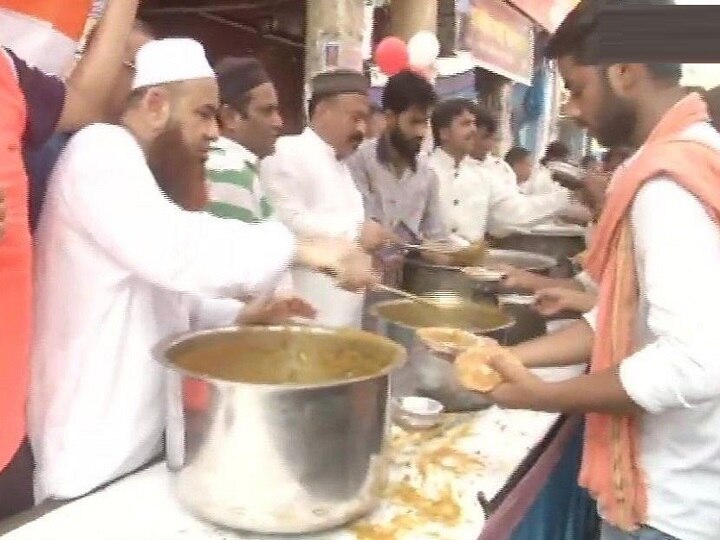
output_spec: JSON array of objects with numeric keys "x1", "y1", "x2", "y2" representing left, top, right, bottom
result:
[
  {"x1": 455, "y1": 344, "x2": 513, "y2": 393},
  {"x1": 416, "y1": 327, "x2": 478, "y2": 351}
]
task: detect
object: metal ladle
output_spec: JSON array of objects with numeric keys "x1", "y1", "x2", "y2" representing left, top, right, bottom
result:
[{"x1": 373, "y1": 283, "x2": 442, "y2": 310}]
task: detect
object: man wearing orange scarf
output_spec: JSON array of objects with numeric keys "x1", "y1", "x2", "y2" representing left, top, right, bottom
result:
[{"x1": 466, "y1": 1, "x2": 720, "y2": 540}]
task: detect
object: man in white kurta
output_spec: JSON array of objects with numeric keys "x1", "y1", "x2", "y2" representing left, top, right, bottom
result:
[
  {"x1": 469, "y1": 106, "x2": 517, "y2": 190},
  {"x1": 29, "y1": 40, "x2": 373, "y2": 502},
  {"x1": 262, "y1": 70, "x2": 385, "y2": 328},
  {"x1": 505, "y1": 145, "x2": 571, "y2": 197},
  {"x1": 429, "y1": 99, "x2": 569, "y2": 243}
]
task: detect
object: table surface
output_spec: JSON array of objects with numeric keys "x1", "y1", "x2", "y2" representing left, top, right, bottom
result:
[{"x1": 0, "y1": 407, "x2": 559, "y2": 540}]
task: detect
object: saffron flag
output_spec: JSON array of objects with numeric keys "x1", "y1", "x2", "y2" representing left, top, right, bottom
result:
[{"x1": 0, "y1": 0, "x2": 94, "y2": 75}]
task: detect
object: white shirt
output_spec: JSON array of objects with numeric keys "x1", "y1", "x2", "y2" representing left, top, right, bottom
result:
[
  {"x1": 584, "y1": 121, "x2": 720, "y2": 540},
  {"x1": 521, "y1": 165, "x2": 594, "y2": 224},
  {"x1": 30, "y1": 125, "x2": 296, "y2": 502},
  {"x1": 519, "y1": 166, "x2": 563, "y2": 196},
  {"x1": 475, "y1": 154, "x2": 517, "y2": 189},
  {"x1": 428, "y1": 148, "x2": 569, "y2": 242},
  {"x1": 261, "y1": 128, "x2": 365, "y2": 328}
]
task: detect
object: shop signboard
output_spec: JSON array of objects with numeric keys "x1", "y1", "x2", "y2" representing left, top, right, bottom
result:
[
  {"x1": 507, "y1": 0, "x2": 581, "y2": 33},
  {"x1": 462, "y1": 0, "x2": 534, "y2": 85}
]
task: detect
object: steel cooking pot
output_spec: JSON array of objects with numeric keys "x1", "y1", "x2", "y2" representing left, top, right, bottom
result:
[
  {"x1": 491, "y1": 234, "x2": 585, "y2": 273},
  {"x1": 402, "y1": 249, "x2": 556, "y2": 298},
  {"x1": 157, "y1": 325, "x2": 406, "y2": 534},
  {"x1": 368, "y1": 293, "x2": 515, "y2": 412},
  {"x1": 474, "y1": 250, "x2": 558, "y2": 345}
]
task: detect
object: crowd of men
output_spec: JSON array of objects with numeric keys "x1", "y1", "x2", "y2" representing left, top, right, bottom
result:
[{"x1": 1, "y1": 0, "x2": 720, "y2": 539}]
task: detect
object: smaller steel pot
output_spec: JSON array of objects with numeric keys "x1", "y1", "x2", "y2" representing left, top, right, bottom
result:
[
  {"x1": 368, "y1": 293, "x2": 515, "y2": 412},
  {"x1": 491, "y1": 234, "x2": 585, "y2": 269},
  {"x1": 402, "y1": 249, "x2": 557, "y2": 299}
]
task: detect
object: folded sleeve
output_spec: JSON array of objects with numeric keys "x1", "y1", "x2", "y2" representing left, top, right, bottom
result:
[
  {"x1": 189, "y1": 296, "x2": 243, "y2": 330},
  {"x1": 574, "y1": 271, "x2": 598, "y2": 293},
  {"x1": 59, "y1": 126, "x2": 296, "y2": 299},
  {"x1": 618, "y1": 178, "x2": 720, "y2": 413},
  {"x1": 486, "y1": 176, "x2": 569, "y2": 237},
  {"x1": 582, "y1": 306, "x2": 598, "y2": 331}
]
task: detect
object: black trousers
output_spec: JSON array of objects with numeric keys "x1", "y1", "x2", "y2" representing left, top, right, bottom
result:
[{"x1": 0, "y1": 439, "x2": 34, "y2": 521}]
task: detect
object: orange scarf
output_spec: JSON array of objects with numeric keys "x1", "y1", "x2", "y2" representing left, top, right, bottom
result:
[
  {"x1": 0, "y1": 50, "x2": 32, "y2": 471},
  {"x1": 582, "y1": 93, "x2": 720, "y2": 530}
]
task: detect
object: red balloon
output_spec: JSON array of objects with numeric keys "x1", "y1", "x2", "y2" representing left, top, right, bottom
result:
[{"x1": 375, "y1": 37, "x2": 409, "y2": 76}]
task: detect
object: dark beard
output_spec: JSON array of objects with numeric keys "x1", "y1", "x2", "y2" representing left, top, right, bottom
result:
[
  {"x1": 593, "y1": 77, "x2": 638, "y2": 148},
  {"x1": 147, "y1": 124, "x2": 208, "y2": 211},
  {"x1": 389, "y1": 126, "x2": 422, "y2": 164}
]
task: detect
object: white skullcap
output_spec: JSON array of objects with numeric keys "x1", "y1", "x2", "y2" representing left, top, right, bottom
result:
[{"x1": 132, "y1": 38, "x2": 215, "y2": 90}]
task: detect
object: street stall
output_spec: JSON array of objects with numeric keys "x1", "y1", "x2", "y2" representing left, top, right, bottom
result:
[
  {"x1": 0, "y1": 305, "x2": 590, "y2": 540},
  {"x1": 0, "y1": 0, "x2": 597, "y2": 535},
  {"x1": 0, "y1": 407, "x2": 572, "y2": 540}
]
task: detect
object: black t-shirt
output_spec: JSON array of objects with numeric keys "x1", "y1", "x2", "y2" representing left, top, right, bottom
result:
[
  {"x1": 3, "y1": 48, "x2": 67, "y2": 229},
  {"x1": 3, "y1": 47, "x2": 65, "y2": 148}
]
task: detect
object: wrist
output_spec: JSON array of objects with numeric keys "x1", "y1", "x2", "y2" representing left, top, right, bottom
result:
[
  {"x1": 515, "y1": 271, "x2": 543, "y2": 292},
  {"x1": 295, "y1": 239, "x2": 336, "y2": 274},
  {"x1": 509, "y1": 342, "x2": 543, "y2": 369},
  {"x1": 530, "y1": 380, "x2": 556, "y2": 411}
]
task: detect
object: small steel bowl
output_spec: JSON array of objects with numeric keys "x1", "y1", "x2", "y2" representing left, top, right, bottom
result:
[{"x1": 392, "y1": 396, "x2": 444, "y2": 430}]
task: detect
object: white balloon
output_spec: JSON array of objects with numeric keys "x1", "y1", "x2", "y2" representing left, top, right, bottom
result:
[{"x1": 408, "y1": 31, "x2": 440, "y2": 68}]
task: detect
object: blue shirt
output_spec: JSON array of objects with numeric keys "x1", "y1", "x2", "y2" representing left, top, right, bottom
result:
[{"x1": 24, "y1": 132, "x2": 71, "y2": 231}]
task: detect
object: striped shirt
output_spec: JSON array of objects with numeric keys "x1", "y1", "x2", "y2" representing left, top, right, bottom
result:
[
  {"x1": 205, "y1": 135, "x2": 293, "y2": 295},
  {"x1": 205, "y1": 136, "x2": 273, "y2": 223}
]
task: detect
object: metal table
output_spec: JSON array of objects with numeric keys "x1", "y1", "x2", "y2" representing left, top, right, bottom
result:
[{"x1": 0, "y1": 410, "x2": 569, "y2": 540}]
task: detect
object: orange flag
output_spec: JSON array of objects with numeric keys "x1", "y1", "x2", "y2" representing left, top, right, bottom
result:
[{"x1": 0, "y1": 0, "x2": 94, "y2": 74}]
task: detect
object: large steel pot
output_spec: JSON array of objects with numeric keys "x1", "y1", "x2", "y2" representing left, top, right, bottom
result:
[
  {"x1": 157, "y1": 325, "x2": 406, "y2": 534},
  {"x1": 369, "y1": 293, "x2": 515, "y2": 412},
  {"x1": 402, "y1": 249, "x2": 557, "y2": 298}
]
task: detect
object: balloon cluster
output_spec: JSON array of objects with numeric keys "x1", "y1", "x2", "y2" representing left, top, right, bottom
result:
[{"x1": 374, "y1": 31, "x2": 440, "y2": 79}]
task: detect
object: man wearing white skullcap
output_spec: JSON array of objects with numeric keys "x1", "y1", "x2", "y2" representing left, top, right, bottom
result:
[{"x1": 29, "y1": 38, "x2": 377, "y2": 502}]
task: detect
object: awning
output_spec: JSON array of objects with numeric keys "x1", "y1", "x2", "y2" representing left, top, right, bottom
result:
[
  {"x1": 461, "y1": 0, "x2": 534, "y2": 85},
  {"x1": 506, "y1": 0, "x2": 580, "y2": 33}
]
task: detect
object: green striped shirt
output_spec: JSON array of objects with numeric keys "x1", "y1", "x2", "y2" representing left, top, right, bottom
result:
[{"x1": 205, "y1": 137, "x2": 273, "y2": 223}]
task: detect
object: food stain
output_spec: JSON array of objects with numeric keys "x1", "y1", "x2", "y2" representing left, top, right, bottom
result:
[{"x1": 350, "y1": 416, "x2": 485, "y2": 539}]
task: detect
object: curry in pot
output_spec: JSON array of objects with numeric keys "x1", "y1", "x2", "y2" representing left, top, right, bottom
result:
[
  {"x1": 168, "y1": 327, "x2": 404, "y2": 385},
  {"x1": 371, "y1": 299, "x2": 512, "y2": 332}
]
